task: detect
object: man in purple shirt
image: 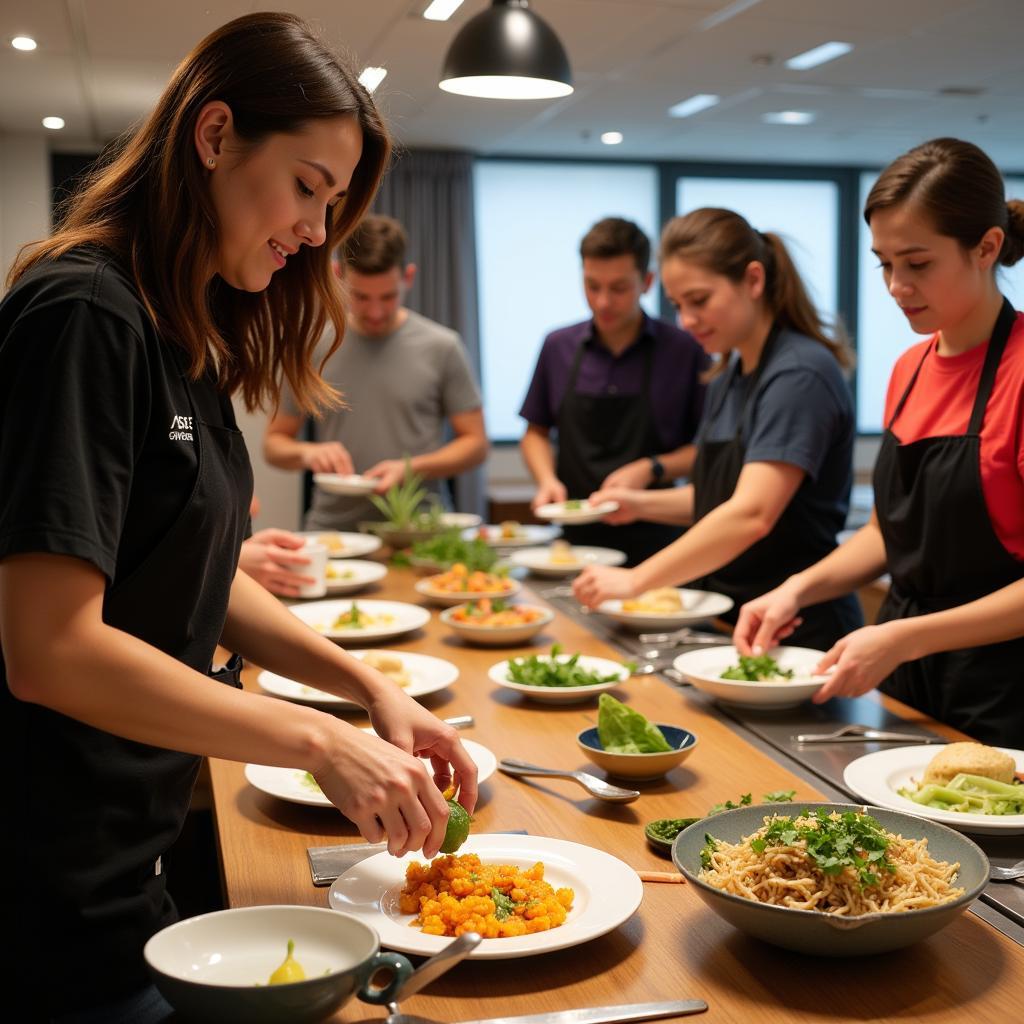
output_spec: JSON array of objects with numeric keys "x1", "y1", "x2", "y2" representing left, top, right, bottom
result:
[{"x1": 519, "y1": 217, "x2": 707, "y2": 564}]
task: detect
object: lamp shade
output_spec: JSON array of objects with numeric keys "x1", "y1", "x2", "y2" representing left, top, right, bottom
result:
[{"x1": 439, "y1": 0, "x2": 573, "y2": 100}]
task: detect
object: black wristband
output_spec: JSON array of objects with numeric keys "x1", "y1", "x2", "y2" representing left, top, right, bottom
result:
[{"x1": 649, "y1": 455, "x2": 665, "y2": 482}]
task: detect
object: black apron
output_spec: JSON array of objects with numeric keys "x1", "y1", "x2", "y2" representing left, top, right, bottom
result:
[
  {"x1": 555, "y1": 334, "x2": 683, "y2": 566},
  {"x1": 692, "y1": 326, "x2": 862, "y2": 649},
  {"x1": 874, "y1": 298, "x2": 1024, "y2": 746},
  {"x1": 19, "y1": 359, "x2": 252, "y2": 1015}
]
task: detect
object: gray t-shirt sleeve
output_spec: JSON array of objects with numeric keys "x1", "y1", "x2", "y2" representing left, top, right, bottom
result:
[
  {"x1": 744, "y1": 367, "x2": 842, "y2": 481},
  {"x1": 440, "y1": 336, "x2": 482, "y2": 415},
  {"x1": 279, "y1": 379, "x2": 301, "y2": 418}
]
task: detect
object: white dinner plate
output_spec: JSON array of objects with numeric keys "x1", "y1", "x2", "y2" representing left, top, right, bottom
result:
[
  {"x1": 324, "y1": 559, "x2": 387, "y2": 595},
  {"x1": 256, "y1": 650, "x2": 459, "y2": 709},
  {"x1": 245, "y1": 737, "x2": 497, "y2": 809},
  {"x1": 289, "y1": 599, "x2": 430, "y2": 642},
  {"x1": 534, "y1": 500, "x2": 619, "y2": 525},
  {"x1": 843, "y1": 745, "x2": 1024, "y2": 836},
  {"x1": 671, "y1": 645, "x2": 828, "y2": 709},
  {"x1": 297, "y1": 531, "x2": 383, "y2": 559},
  {"x1": 328, "y1": 833, "x2": 643, "y2": 959},
  {"x1": 597, "y1": 588, "x2": 734, "y2": 630},
  {"x1": 509, "y1": 545, "x2": 627, "y2": 578},
  {"x1": 488, "y1": 653, "x2": 631, "y2": 704},
  {"x1": 312, "y1": 473, "x2": 378, "y2": 496},
  {"x1": 413, "y1": 576, "x2": 521, "y2": 608},
  {"x1": 463, "y1": 524, "x2": 561, "y2": 548}
]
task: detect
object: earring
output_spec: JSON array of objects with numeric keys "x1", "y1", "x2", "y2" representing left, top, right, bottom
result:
[{"x1": 207, "y1": 157, "x2": 216, "y2": 168}]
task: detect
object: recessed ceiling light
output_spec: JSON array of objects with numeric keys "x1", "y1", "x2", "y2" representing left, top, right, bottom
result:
[
  {"x1": 785, "y1": 41, "x2": 852, "y2": 71},
  {"x1": 668, "y1": 93, "x2": 720, "y2": 118},
  {"x1": 42, "y1": 116, "x2": 65, "y2": 130},
  {"x1": 423, "y1": 0, "x2": 465, "y2": 20},
  {"x1": 762, "y1": 110, "x2": 815, "y2": 125},
  {"x1": 11, "y1": 36, "x2": 37, "y2": 51},
  {"x1": 358, "y1": 67, "x2": 387, "y2": 93},
  {"x1": 600, "y1": 131, "x2": 623, "y2": 145}
]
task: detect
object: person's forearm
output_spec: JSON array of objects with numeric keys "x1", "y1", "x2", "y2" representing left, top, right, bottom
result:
[
  {"x1": 659, "y1": 444, "x2": 697, "y2": 480},
  {"x1": 631, "y1": 495, "x2": 770, "y2": 592},
  {"x1": 786, "y1": 518, "x2": 888, "y2": 607},
  {"x1": 520, "y1": 429, "x2": 558, "y2": 485},
  {"x1": 626, "y1": 485, "x2": 695, "y2": 526},
  {"x1": 887, "y1": 577, "x2": 1024, "y2": 661},
  {"x1": 264, "y1": 430, "x2": 309, "y2": 471},
  {"x1": 408, "y1": 434, "x2": 488, "y2": 480}
]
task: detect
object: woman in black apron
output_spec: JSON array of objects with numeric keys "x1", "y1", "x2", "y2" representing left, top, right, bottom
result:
[
  {"x1": 733, "y1": 138, "x2": 1024, "y2": 747},
  {"x1": 575, "y1": 208, "x2": 862, "y2": 651},
  {"x1": 0, "y1": 15, "x2": 477, "y2": 1022}
]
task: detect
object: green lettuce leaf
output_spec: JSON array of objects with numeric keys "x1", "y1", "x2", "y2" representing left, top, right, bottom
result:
[{"x1": 597, "y1": 693, "x2": 672, "y2": 754}]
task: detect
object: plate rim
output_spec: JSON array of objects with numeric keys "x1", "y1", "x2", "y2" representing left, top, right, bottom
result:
[
  {"x1": 326, "y1": 833, "x2": 643, "y2": 958},
  {"x1": 288, "y1": 598, "x2": 431, "y2": 640}
]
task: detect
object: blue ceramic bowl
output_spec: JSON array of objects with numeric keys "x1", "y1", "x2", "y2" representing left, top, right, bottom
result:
[{"x1": 576, "y1": 725, "x2": 698, "y2": 780}]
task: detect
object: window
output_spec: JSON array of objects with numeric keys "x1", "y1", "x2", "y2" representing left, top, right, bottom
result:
[
  {"x1": 1002, "y1": 176, "x2": 1024, "y2": 308},
  {"x1": 474, "y1": 160, "x2": 658, "y2": 441}
]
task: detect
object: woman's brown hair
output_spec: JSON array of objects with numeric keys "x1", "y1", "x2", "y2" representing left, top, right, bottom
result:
[
  {"x1": 8, "y1": 12, "x2": 391, "y2": 414},
  {"x1": 864, "y1": 137, "x2": 1024, "y2": 269},
  {"x1": 659, "y1": 207, "x2": 851, "y2": 375}
]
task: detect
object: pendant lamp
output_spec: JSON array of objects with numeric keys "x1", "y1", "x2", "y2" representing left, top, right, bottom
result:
[{"x1": 439, "y1": 0, "x2": 573, "y2": 100}]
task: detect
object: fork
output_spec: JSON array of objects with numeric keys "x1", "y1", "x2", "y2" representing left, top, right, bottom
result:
[
  {"x1": 793, "y1": 723, "x2": 940, "y2": 744},
  {"x1": 638, "y1": 629, "x2": 729, "y2": 645},
  {"x1": 990, "y1": 861, "x2": 1024, "y2": 882}
]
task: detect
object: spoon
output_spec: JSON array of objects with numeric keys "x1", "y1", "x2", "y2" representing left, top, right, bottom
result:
[
  {"x1": 499, "y1": 758, "x2": 640, "y2": 802},
  {"x1": 383, "y1": 930, "x2": 481, "y2": 1021},
  {"x1": 990, "y1": 860, "x2": 1024, "y2": 882}
]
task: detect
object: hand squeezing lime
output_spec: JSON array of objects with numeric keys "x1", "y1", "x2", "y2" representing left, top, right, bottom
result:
[{"x1": 440, "y1": 787, "x2": 473, "y2": 854}]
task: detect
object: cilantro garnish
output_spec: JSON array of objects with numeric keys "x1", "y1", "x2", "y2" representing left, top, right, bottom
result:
[{"x1": 490, "y1": 887, "x2": 516, "y2": 921}]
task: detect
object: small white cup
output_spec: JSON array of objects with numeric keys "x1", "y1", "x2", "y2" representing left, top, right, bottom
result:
[{"x1": 297, "y1": 541, "x2": 327, "y2": 598}]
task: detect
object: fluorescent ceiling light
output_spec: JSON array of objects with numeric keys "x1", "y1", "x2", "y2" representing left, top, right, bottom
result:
[
  {"x1": 600, "y1": 131, "x2": 623, "y2": 145},
  {"x1": 668, "y1": 94, "x2": 719, "y2": 118},
  {"x1": 423, "y1": 0, "x2": 465, "y2": 20},
  {"x1": 785, "y1": 41, "x2": 853, "y2": 71},
  {"x1": 698, "y1": 0, "x2": 763, "y2": 32},
  {"x1": 11, "y1": 36, "x2": 37, "y2": 51},
  {"x1": 358, "y1": 66, "x2": 388, "y2": 93},
  {"x1": 762, "y1": 110, "x2": 815, "y2": 125},
  {"x1": 42, "y1": 116, "x2": 65, "y2": 130}
]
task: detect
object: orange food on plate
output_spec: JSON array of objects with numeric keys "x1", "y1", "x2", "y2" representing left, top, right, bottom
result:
[
  {"x1": 399, "y1": 853, "x2": 574, "y2": 938},
  {"x1": 425, "y1": 564, "x2": 515, "y2": 594},
  {"x1": 450, "y1": 599, "x2": 544, "y2": 627}
]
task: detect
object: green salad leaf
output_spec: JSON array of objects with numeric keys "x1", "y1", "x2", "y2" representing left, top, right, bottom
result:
[
  {"x1": 898, "y1": 772, "x2": 1024, "y2": 816},
  {"x1": 505, "y1": 644, "x2": 625, "y2": 688},
  {"x1": 411, "y1": 531, "x2": 499, "y2": 572},
  {"x1": 720, "y1": 654, "x2": 794, "y2": 681},
  {"x1": 646, "y1": 790, "x2": 796, "y2": 845},
  {"x1": 597, "y1": 693, "x2": 672, "y2": 753}
]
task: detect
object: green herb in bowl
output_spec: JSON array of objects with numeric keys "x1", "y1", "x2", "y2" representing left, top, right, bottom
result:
[
  {"x1": 505, "y1": 644, "x2": 627, "y2": 688},
  {"x1": 410, "y1": 531, "x2": 498, "y2": 572},
  {"x1": 720, "y1": 654, "x2": 794, "y2": 681}
]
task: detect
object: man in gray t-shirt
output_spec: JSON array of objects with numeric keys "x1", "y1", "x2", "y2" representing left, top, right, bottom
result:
[{"x1": 264, "y1": 216, "x2": 486, "y2": 530}]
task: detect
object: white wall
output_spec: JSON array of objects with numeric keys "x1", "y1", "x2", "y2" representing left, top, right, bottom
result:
[
  {"x1": 0, "y1": 134, "x2": 50, "y2": 289},
  {"x1": 232, "y1": 403, "x2": 304, "y2": 532}
]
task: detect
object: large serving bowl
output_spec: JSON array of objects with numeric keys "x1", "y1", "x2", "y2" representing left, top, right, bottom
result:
[
  {"x1": 144, "y1": 905, "x2": 411, "y2": 1023},
  {"x1": 672, "y1": 802, "x2": 988, "y2": 957},
  {"x1": 576, "y1": 725, "x2": 698, "y2": 781}
]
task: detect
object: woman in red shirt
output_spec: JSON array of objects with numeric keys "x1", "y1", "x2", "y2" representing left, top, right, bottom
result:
[{"x1": 734, "y1": 137, "x2": 1024, "y2": 746}]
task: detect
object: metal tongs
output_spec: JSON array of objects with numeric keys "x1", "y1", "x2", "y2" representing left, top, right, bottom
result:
[{"x1": 793, "y1": 723, "x2": 940, "y2": 744}]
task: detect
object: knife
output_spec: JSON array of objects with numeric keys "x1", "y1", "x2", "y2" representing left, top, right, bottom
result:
[{"x1": 455, "y1": 1000, "x2": 708, "y2": 1024}]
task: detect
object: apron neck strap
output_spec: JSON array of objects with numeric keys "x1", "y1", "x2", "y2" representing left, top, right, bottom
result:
[
  {"x1": 711, "y1": 319, "x2": 782, "y2": 438},
  {"x1": 967, "y1": 297, "x2": 1016, "y2": 435}
]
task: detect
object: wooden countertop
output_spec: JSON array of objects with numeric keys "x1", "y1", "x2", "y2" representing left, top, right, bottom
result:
[{"x1": 207, "y1": 566, "x2": 1023, "y2": 1023}]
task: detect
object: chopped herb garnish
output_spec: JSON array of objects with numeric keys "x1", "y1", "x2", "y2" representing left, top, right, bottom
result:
[{"x1": 490, "y1": 887, "x2": 516, "y2": 921}]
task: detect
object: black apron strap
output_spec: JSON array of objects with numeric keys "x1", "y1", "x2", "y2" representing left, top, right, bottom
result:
[
  {"x1": 967, "y1": 297, "x2": 1017, "y2": 434},
  {"x1": 886, "y1": 341, "x2": 933, "y2": 432}
]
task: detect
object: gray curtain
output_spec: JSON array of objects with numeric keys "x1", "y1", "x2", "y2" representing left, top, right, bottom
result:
[{"x1": 373, "y1": 149, "x2": 486, "y2": 518}]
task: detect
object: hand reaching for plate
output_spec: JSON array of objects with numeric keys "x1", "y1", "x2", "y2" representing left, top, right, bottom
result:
[
  {"x1": 588, "y1": 487, "x2": 642, "y2": 525},
  {"x1": 531, "y1": 478, "x2": 568, "y2": 510},
  {"x1": 573, "y1": 564, "x2": 637, "y2": 608}
]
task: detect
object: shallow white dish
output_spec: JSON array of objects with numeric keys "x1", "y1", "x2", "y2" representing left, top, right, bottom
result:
[
  {"x1": 328, "y1": 833, "x2": 643, "y2": 959},
  {"x1": 257, "y1": 650, "x2": 459, "y2": 709},
  {"x1": 843, "y1": 745, "x2": 1024, "y2": 836},
  {"x1": 439, "y1": 604, "x2": 555, "y2": 647},
  {"x1": 324, "y1": 559, "x2": 387, "y2": 595},
  {"x1": 672, "y1": 645, "x2": 827, "y2": 710},
  {"x1": 313, "y1": 473, "x2": 378, "y2": 496},
  {"x1": 289, "y1": 599, "x2": 430, "y2": 643},
  {"x1": 246, "y1": 737, "x2": 497, "y2": 809},
  {"x1": 597, "y1": 588, "x2": 734, "y2": 630},
  {"x1": 488, "y1": 653, "x2": 631, "y2": 704},
  {"x1": 413, "y1": 576, "x2": 521, "y2": 607},
  {"x1": 463, "y1": 523, "x2": 561, "y2": 548},
  {"x1": 298, "y1": 531, "x2": 383, "y2": 559},
  {"x1": 509, "y1": 545, "x2": 627, "y2": 577},
  {"x1": 534, "y1": 500, "x2": 619, "y2": 525}
]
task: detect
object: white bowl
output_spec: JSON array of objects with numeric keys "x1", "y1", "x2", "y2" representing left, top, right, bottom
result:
[
  {"x1": 534, "y1": 500, "x2": 619, "y2": 525},
  {"x1": 324, "y1": 559, "x2": 387, "y2": 595},
  {"x1": 312, "y1": 473, "x2": 377, "y2": 496},
  {"x1": 414, "y1": 576, "x2": 521, "y2": 607},
  {"x1": 297, "y1": 531, "x2": 382, "y2": 559},
  {"x1": 509, "y1": 545, "x2": 627, "y2": 577},
  {"x1": 440, "y1": 604, "x2": 555, "y2": 646},
  {"x1": 488, "y1": 653, "x2": 631, "y2": 703},
  {"x1": 672, "y1": 645, "x2": 828, "y2": 709},
  {"x1": 144, "y1": 905, "x2": 411, "y2": 1024},
  {"x1": 597, "y1": 588, "x2": 734, "y2": 630}
]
